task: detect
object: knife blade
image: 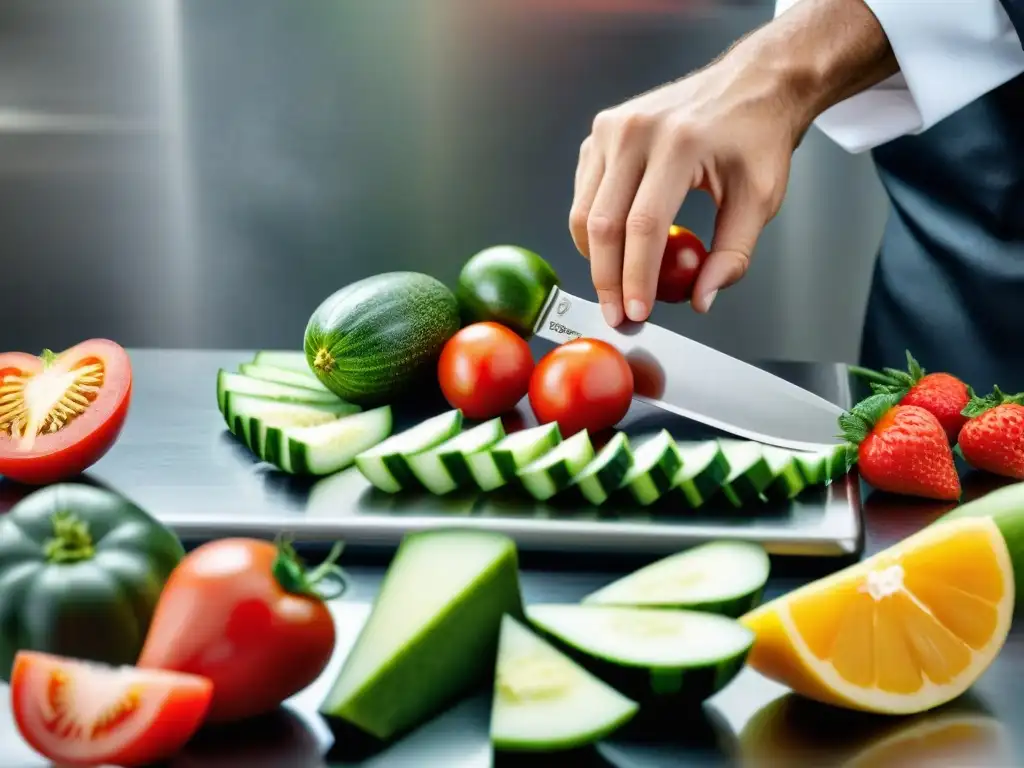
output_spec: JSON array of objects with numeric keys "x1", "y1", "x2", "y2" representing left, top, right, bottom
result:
[{"x1": 531, "y1": 287, "x2": 846, "y2": 452}]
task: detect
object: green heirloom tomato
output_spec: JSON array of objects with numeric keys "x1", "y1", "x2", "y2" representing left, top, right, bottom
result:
[{"x1": 0, "y1": 483, "x2": 185, "y2": 683}]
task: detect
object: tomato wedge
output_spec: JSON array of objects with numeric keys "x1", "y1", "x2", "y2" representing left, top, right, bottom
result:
[
  {"x1": 11, "y1": 651, "x2": 212, "y2": 767},
  {"x1": 0, "y1": 339, "x2": 132, "y2": 485}
]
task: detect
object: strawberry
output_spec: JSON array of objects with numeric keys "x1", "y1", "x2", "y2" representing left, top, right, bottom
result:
[
  {"x1": 849, "y1": 350, "x2": 972, "y2": 443},
  {"x1": 957, "y1": 386, "x2": 1024, "y2": 480},
  {"x1": 839, "y1": 392, "x2": 961, "y2": 501}
]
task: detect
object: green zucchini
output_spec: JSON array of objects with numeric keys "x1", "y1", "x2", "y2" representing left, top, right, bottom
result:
[
  {"x1": 621, "y1": 430, "x2": 683, "y2": 506},
  {"x1": 251, "y1": 350, "x2": 312, "y2": 373},
  {"x1": 761, "y1": 446, "x2": 807, "y2": 501},
  {"x1": 237, "y1": 362, "x2": 328, "y2": 392},
  {"x1": 320, "y1": 529, "x2": 524, "y2": 741},
  {"x1": 671, "y1": 441, "x2": 731, "y2": 508},
  {"x1": 354, "y1": 410, "x2": 464, "y2": 492},
  {"x1": 467, "y1": 423, "x2": 562, "y2": 492},
  {"x1": 570, "y1": 432, "x2": 634, "y2": 507},
  {"x1": 717, "y1": 440, "x2": 773, "y2": 507},
  {"x1": 406, "y1": 418, "x2": 506, "y2": 495},
  {"x1": 582, "y1": 540, "x2": 770, "y2": 618},
  {"x1": 270, "y1": 406, "x2": 393, "y2": 475},
  {"x1": 223, "y1": 392, "x2": 360, "y2": 457},
  {"x1": 795, "y1": 443, "x2": 855, "y2": 485},
  {"x1": 518, "y1": 431, "x2": 596, "y2": 501},
  {"x1": 490, "y1": 614, "x2": 637, "y2": 753},
  {"x1": 304, "y1": 272, "x2": 460, "y2": 404},
  {"x1": 216, "y1": 369, "x2": 340, "y2": 413},
  {"x1": 456, "y1": 245, "x2": 560, "y2": 338},
  {"x1": 526, "y1": 604, "x2": 754, "y2": 707}
]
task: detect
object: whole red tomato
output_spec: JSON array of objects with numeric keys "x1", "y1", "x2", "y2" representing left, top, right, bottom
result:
[
  {"x1": 438, "y1": 322, "x2": 535, "y2": 419},
  {"x1": 529, "y1": 338, "x2": 634, "y2": 437},
  {"x1": 137, "y1": 538, "x2": 343, "y2": 723},
  {"x1": 656, "y1": 226, "x2": 709, "y2": 303}
]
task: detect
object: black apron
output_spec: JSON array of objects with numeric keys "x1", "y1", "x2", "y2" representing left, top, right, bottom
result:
[{"x1": 860, "y1": 50, "x2": 1024, "y2": 393}]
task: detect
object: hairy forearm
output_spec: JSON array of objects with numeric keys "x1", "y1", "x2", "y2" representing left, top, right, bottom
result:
[{"x1": 733, "y1": 0, "x2": 900, "y2": 142}]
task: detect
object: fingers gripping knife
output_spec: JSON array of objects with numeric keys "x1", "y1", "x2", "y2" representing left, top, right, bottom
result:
[{"x1": 531, "y1": 287, "x2": 845, "y2": 452}]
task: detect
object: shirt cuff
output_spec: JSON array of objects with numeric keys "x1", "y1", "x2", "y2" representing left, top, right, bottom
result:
[{"x1": 775, "y1": 0, "x2": 1024, "y2": 153}]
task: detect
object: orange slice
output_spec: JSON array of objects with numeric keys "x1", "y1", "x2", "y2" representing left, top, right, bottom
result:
[{"x1": 740, "y1": 516, "x2": 1014, "y2": 714}]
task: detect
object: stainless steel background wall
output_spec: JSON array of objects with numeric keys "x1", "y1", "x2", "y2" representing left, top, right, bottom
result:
[{"x1": 0, "y1": 0, "x2": 889, "y2": 363}]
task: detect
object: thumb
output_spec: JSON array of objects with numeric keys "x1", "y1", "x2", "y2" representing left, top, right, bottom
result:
[{"x1": 691, "y1": 195, "x2": 765, "y2": 313}]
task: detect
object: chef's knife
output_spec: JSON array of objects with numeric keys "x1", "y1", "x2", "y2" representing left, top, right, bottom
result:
[{"x1": 531, "y1": 286, "x2": 845, "y2": 452}]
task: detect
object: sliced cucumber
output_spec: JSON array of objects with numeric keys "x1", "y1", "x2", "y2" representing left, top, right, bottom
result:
[
  {"x1": 761, "y1": 446, "x2": 807, "y2": 502},
  {"x1": 467, "y1": 423, "x2": 562, "y2": 492},
  {"x1": 491, "y1": 614, "x2": 638, "y2": 753},
  {"x1": 354, "y1": 410, "x2": 464, "y2": 493},
  {"x1": 252, "y1": 350, "x2": 312, "y2": 374},
  {"x1": 406, "y1": 418, "x2": 506, "y2": 495},
  {"x1": 527, "y1": 604, "x2": 754, "y2": 707},
  {"x1": 671, "y1": 441, "x2": 731, "y2": 509},
  {"x1": 795, "y1": 443, "x2": 854, "y2": 485},
  {"x1": 216, "y1": 369, "x2": 339, "y2": 413},
  {"x1": 582, "y1": 540, "x2": 770, "y2": 618},
  {"x1": 620, "y1": 430, "x2": 683, "y2": 506},
  {"x1": 570, "y1": 432, "x2": 634, "y2": 507},
  {"x1": 223, "y1": 392, "x2": 360, "y2": 457},
  {"x1": 518, "y1": 431, "x2": 596, "y2": 502},
  {"x1": 268, "y1": 406, "x2": 393, "y2": 475},
  {"x1": 320, "y1": 529, "x2": 524, "y2": 741},
  {"x1": 717, "y1": 440, "x2": 773, "y2": 507},
  {"x1": 238, "y1": 362, "x2": 328, "y2": 392}
]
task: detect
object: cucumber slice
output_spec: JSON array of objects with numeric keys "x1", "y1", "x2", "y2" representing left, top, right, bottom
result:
[
  {"x1": 320, "y1": 529, "x2": 524, "y2": 741},
  {"x1": 216, "y1": 369, "x2": 339, "y2": 413},
  {"x1": 518, "y1": 431, "x2": 596, "y2": 501},
  {"x1": 354, "y1": 410, "x2": 464, "y2": 493},
  {"x1": 252, "y1": 350, "x2": 312, "y2": 374},
  {"x1": 467, "y1": 423, "x2": 562, "y2": 492},
  {"x1": 794, "y1": 443, "x2": 854, "y2": 485},
  {"x1": 620, "y1": 430, "x2": 683, "y2": 506},
  {"x1": 582, "y1": 540, "x2": 770, "y2": 618},
  {"x1": 407, "y1": 418, "x2": 506, "y2": 495},
  {"x1": 223, "y1": 392, "x2": 360, "y2": 457},
  {"x1": 761, "y1": 446, "x2": 807, "y2": 501},
  {"x1": 527, "y1": 604, "x2": 754, "y2": 706},
  {"x1": 671, "y1": 441, "x2": 731, "y2": 509},
  {"x1": 570, "y1": 432, "x2": 634, "y2": 507},
  {"x1": 238, "y1": 362, "x2": 327, "y2": 392},
  {"x1": 271, "y1": 406, "x2": 393, "y2": 475},
  {"x1": 717, "y1": 440, "x2": 773, "y2": 507},
  {"x1": 490, "y1": 614, "x2": 638, "y2": 753}
]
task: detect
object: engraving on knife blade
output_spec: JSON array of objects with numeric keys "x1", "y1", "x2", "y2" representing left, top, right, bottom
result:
[{"x1": 548, "y1": 321, "x2": 581, "y2": 340}]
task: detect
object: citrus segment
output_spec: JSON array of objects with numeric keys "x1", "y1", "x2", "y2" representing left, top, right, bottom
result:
[{"x1": 741, "y1": 516, "x2": 1014, "y2": 714}]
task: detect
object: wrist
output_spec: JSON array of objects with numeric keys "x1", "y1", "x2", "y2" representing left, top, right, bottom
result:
[{"x1": 736, "y1": 0, "x2": 898, "y2": 143}]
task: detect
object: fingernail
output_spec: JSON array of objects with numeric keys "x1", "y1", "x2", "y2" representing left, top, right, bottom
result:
[
  {"x1": 601, "y1": 301, "x2": 623, "y2": 327},
  {"x1": 626, "y1": 300, "x2": 647, "y2": 321},
  {"x1": 702, "y1": 289, "x2": 719, "y2": 311}
]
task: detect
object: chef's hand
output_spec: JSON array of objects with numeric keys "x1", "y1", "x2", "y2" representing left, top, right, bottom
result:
[{"x1": 569, "y1": 0, "x2": 899, "y2": 326}]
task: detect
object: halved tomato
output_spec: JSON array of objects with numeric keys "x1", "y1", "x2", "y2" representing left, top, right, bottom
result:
[
  {"x1": 0, "y1": 339, "x2": 132, "y2": 485},
  {"x1": 11, "y1": 651, "x2": 213, "y2": 767}
]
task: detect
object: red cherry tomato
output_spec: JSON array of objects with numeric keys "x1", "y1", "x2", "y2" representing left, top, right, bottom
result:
[
  {"x1": 438, "y1": 322, "x2": 535, "y2": 419},
  {"x1": 137, "y1": 538, "x2": 341, "y2": 723},
  {"x1": 656, "y1": 226, "x2": 709, "y2": 303},
  {"x1": 528, "y1": 338, "x2": 634, "y2": 437},
  {"x1": 0, "y1": 339, "x2": 132, "y2": 485},
  {"x1": 11, "y1": 651, "x2": 212, "y2": 767}
]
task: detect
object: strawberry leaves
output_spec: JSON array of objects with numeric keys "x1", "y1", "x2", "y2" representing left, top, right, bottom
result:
[
  {"x1": 839, "y1": 392, "x2": 901, "y2": 445},
  {"x1": 961, "y1": 385, "x2": 1024, "y2": 419},
  {"x1": 848, "y1": 350, "x2": 925, "y2": 395}
]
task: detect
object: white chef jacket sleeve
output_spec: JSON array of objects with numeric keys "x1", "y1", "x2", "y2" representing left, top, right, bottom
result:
[{"x1": 774, "y1": 0, "x2": 1024, "y2": 153}]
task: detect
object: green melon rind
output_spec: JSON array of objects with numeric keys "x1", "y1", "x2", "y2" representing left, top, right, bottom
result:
[
  {"x1": 320, "y1": 529, "x2": 525, "y2": 741},
  {"x1": 304, "y1": 272, "x2": 461, "y2": 405}
]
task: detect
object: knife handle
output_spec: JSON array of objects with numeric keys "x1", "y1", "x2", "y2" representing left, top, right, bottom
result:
[{"x1": 656, "y1": 225, "x2": 709, "y2": 304}]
